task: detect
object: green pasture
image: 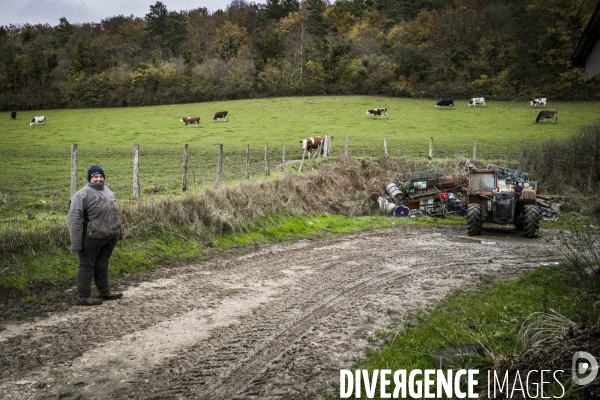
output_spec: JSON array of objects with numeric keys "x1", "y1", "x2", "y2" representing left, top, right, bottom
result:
[{"x1": 1, "y1": 96, "x2": 599, "y2": 211}]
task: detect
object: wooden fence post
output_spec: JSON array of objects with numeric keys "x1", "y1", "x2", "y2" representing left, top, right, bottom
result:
[
  {"x1": 428, "y1": 137, "x2": 433, "y2": 159},
  {"x1": 245, "y1": 144, "x2": 250, "y2": 179},
  {"x1": 472, "y1": 138, "x2": 477, "y2": 161},
  {"x1": 133, "y1": 144, "x2": 140, "y2": 198},
  {"x1": 282, "y1": 141, "x2": 285, "y2": 171},
  {"x1": 345, "y1": 134, "x2": 349, "y2": 156},
  {"x1": 70, "y1": 143, "x2": 77, "y2": 198},
  {"x1": 182, "y1": 143, "x2": 188, "y2": 191},
  {"x1": 217, "y1": 144, "x2": 223, "y2": 183},
  {"x1": 299, "y1": 148, "x2": 307, "y2": 173},
  {"x1": 323, "y1": 134, "x2": 328, "y2": 158},
  {"x1": 264, "y1": 141, "x2": 270, "y2": 175},
  {"x1": 383, "y1": 136, "x2": 388, "y2": 159}
]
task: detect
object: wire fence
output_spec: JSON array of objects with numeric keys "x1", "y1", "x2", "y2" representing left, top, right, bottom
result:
[{"x1": 0, "y1": 135, "x2": 529, "y2": 205}]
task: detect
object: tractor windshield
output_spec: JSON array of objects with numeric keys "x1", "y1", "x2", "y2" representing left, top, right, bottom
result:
[{"x1": 470, "y1": 172, "x2": 496, "y2": 192}]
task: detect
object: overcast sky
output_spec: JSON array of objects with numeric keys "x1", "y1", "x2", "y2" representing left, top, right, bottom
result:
[{"x1": 0, "y1": 0, "x2": 268, "y2": 27}]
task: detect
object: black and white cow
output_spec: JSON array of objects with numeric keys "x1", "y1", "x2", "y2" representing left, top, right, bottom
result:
[
  {"x1": 299, "y1": 136, "x2": 324, "y2": 156},
  {"x1": 535, "y1": 110, "x2": 558, "y2": 124},
  {"x1": 366, "y1": 108, "x2": 388, "y2": 119},
  {"x1": 530, "y1": 98, "x2": 547, "y2": 107},
  {"x1": 435, "y1": 99, "x2": 454, "y2": 108},
  {"x1": 214, "y1": 111, "x2": 228, "y2": 122},
  {"x1": 11, "y1": 111, "x2": 16, "y2": 120},
  {"x1": 468, "y1": 98, "x2": 486, "y2": 107},
  {"x1": 30, "y1": 116, "x2": 46, "y2": 126},
  {"x1": 180, "y1": 116, "x2": 201, "y2": 127}
]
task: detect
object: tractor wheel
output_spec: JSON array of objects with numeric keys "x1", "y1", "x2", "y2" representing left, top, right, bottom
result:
[
  {"x1": 466, "y1": 203, "x2": 483, "y2": 236},
  {"x1": 523, "y1": 205, "x2": 540, "y2": 238}
]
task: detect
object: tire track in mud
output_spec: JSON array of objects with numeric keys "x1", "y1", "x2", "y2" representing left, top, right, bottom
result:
[{"x1": 0, "y1": 225, "x2": 561, "y2": 400}]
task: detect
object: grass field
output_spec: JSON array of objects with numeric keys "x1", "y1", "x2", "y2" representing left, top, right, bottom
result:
[{"x1": 1, "y1": 96, "x2": 599, "y2": 213}]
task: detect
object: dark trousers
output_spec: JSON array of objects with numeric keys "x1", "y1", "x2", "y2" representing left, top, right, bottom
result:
[{"x1": 76, "y1": 236, "x2": 118, "y2": 298}]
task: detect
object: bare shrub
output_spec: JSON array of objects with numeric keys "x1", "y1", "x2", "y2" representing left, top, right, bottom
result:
[
  {"x1": 556, "y1": 225, "x2": 600, "y2": 295},
  {"x1": 523, "y1": 121, "x2": 600, "y2": 215}
]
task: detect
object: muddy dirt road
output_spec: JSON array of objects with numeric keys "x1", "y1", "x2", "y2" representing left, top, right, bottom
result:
[{"x1": 0, "y1": 225, "x2": 561, "y2": 400}]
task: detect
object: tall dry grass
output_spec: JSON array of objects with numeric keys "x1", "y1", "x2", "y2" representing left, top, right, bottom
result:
[{"x1": 118, "y1": 156, "x2": 396, "y2": 240}]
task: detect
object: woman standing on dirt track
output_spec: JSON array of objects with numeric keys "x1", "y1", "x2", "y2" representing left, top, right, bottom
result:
[{"x1": 68, "y1": 165, "x2": 123, "y2": 306}]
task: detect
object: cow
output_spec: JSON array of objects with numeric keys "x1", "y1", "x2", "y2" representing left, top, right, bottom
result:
[
  {"x1": 30, "y1": 116, "x2": 46, "y2": 126},
  {"x1": 535, "y1": 110, "x2": 558, "y2": 124},
  {"x1": 214, "y1": 111, "x2": 228, "y2": 122},
  {"x1": 366, "y1": 108, "x2": 388, "y2": 119},
  {"x1": 468, "y1": 98, "x2": 486, "y2": 107},
  {"x1": 530, "y1": 98, "x2": 547, "y2": 107},
  {"x1": 11, "y1": 111, "x2": 16, "y2": 120},
  {"x1": 435, "y1": 99, "x2": 454, "y2": 109},
  {"x1": 180, "y1": 116, "x2": 201, "y2": 127},
  {"x1": 299, "y1": 136, "x2": 324, "y2": 157}
]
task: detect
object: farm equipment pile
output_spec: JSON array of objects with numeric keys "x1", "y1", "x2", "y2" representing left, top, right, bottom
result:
[
  {"x1": 370, "y1": 173, "x2": 466, "y2": 218},
  {"x1": 370, "y1": 162, "x2": 560, "y2": 231}
]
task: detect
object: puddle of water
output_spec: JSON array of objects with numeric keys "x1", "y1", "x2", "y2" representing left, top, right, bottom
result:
[{"x1": 445, "y1": 237, "x2": 496, "y2": 245}]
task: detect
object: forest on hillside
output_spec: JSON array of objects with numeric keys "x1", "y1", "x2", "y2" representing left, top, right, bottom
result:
[{"x1": 1, "y1": 0, "x2": 599, "y2": 111}]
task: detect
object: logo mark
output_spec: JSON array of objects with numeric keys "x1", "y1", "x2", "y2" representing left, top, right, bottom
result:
[{"x1": 572, "y1": 352, "x2": 598, "y2": 386}]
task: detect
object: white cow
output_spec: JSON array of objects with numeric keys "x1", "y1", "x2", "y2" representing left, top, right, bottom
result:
[
  {"x1": 530, "y1": 98, "x2": 547, "y2": 107},
  {"x1": 468, "y1": 98, "x2": 486, "y2": 107},
  {"x1": 30, "y1": 116, "x2": 46, "y2": 126}
]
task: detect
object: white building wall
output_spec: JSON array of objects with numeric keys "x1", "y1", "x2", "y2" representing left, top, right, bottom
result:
[{"x1": 585, "y1": 38, "x2": 600, "y2": 82}]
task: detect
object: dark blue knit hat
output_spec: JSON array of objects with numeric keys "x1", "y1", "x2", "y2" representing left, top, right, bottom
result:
[{"x1": 87, "y1": 165, "x2": 105, "y2": 182}]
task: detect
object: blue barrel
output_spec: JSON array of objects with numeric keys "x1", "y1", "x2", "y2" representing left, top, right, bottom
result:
[{"x1": 394, "y1": 205, "x2": 410, "y2": 217}]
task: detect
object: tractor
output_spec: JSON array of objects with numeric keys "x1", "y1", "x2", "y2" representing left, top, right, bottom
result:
[{"x1": 464, "y1": 162, "x2": 540, "y2": 238}]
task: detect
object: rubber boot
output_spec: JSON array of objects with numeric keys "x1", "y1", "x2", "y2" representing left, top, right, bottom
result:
[
  {"x1": 79, "y1": 296, "x2": 103, "y2": 306},
  {"x1": 99, "y1": 291, "x2": 123, "y2": 300}
]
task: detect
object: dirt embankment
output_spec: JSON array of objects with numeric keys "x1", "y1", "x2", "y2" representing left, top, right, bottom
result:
[{"x1": 0, "y1": 225, "x2": 561, "y2": 400}]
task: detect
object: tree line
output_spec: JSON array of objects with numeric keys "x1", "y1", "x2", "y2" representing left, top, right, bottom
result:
[{"x1": 1, "y1": 0, "x2": 599, "y2": 111}]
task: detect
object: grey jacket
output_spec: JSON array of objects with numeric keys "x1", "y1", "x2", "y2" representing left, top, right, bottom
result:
[{"x1": 68, "y1": 183, "x2": 122, "y2": 252}]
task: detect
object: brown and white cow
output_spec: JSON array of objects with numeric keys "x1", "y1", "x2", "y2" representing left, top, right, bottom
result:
[
  {"x1": 366, "y1": 108, "x2": 389, "y2": 119},
  {"x1": 535, "y1": 110, "x2": 558, "y2": 124},
  {"x1": 30, "y1": 116, "x2": 46, "y2": 126},
  {"x1": 214, "y1": 111, "x2": 228, "y2": 122},
  {"x1": 299, "y1": 136, "x2": 324, "y2": 156},
  {"x1": 180, "y1": 116, "x2": 201, "y2": 127}
]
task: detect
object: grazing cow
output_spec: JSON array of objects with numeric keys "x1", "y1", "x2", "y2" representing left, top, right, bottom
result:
[
  {"x1": 214, "y1": 111, "x2": 228, "y2": 122},
  {"x1": 30, "y1": 116, "x2": 46, "y2": 126},
  {"x1": 299, "y1": 136, "x2": 324, "y2": 156},
  {"x1": 180, "y1": 116, "x2": 201, "y2": 127},
  {"x1": 11, "y1": 111, "x2": 16, "y2": 120},
  {"x1": 435, "y1": 99, "x2": 454, "y2": 109},
  {"x1": 366, "y1": 108, "x2": 388, "y2": 119},
  {"x1": 530, "y1": 98, "x2": 547, "y2": 107},
  {"x1": 468, "y1": 97, "x2": 486, "y2": 107},
  {"x1": 535, "y1": 110, "x2": 558, "y2": 124}
]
